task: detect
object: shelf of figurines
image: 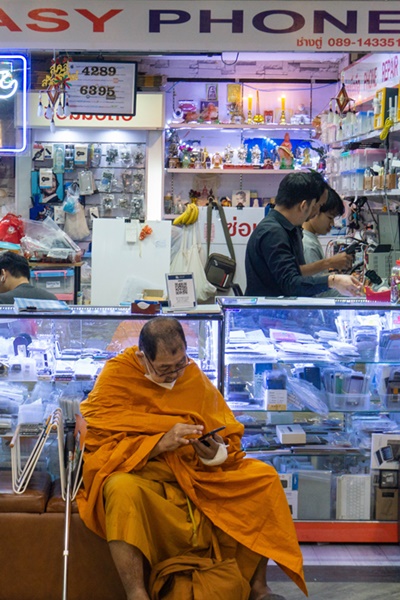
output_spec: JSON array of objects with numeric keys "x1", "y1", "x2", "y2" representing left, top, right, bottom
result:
[
  {"x1": 166, "y1": 168, "x2": 296, "y2": 174},
  {"x1": 166, "y1": 123, "x2": 313, "y2": 131}
]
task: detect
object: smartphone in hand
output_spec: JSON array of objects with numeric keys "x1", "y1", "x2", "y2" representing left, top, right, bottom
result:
[{"x1": 198, "y1": 426, "x2": 225, "y2": 446}]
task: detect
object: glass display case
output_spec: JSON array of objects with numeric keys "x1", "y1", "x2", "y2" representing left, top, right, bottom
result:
[
  {"x1": 218, "y1": 297, "x2": 400, "y2": 543},
  {"x1": 0, "y1": 306, "x2": 222, "y2": 476}
]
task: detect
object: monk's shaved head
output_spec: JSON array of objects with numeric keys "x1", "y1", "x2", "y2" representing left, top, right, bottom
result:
[{"x1": 138, "y1": 316, "x2": 187, "y2": 361}]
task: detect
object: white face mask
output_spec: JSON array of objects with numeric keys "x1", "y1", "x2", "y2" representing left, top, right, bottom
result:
[{"x1": 145, "y1": 373, "x2": 176, "y2": 390}]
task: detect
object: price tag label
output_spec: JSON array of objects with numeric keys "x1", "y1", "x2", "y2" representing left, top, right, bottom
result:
[{"x1": 68, "y1": 61, "x2": 137, "y2": 116}]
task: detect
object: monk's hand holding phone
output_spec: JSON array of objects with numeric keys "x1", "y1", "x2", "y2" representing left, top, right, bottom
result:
[{"x1": 190, "y1": 426, "x2": 226, "y2": 460}]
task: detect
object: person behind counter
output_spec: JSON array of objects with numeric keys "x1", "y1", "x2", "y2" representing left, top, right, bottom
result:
[
  {"x1": 244, "y1": 172, "x2": 363, "y2": 297},
  {"x1": 0, "y1": 251, "x2": 58, "y2": 303},
  {"x1": 77, "y1": 316, "x2": 307, "y2": 600},
  {"x1": 301, "y1": 188, "x2": 354, "y2": 297}
]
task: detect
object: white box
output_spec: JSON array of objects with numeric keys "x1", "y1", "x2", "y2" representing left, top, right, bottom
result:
[
  {"x1": 276, "y1": 424, "x2": 306, "y2": 445},
  {"x1": 284, "y1": 490, "x2": 298, "y2": 519},
  {"x1": 279, "y1": 473, "x2": 299, "y2": 491}
]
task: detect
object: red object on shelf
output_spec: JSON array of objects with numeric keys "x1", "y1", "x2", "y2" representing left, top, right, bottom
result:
[
  {"x1": 295, "y1": 521, "x2": 398, "y2": 543},
  {"x1": 365, "y1": 287, "x2": 391, "y2": 302}
]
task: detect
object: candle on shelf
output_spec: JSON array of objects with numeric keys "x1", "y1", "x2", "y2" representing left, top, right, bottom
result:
[
  {"x1": 256, "y1": 90, "x2": 260, "y2": 113},
  {"x1": 248, "y1": 95, "x2": 253, "y2": 112},
  {"x1": 280, "y1": 95, "x2": 286, "y2": 111}
]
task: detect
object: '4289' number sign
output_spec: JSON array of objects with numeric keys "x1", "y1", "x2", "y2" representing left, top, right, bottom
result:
[{"x1": 67, "y1": 61, "x2": 137, "y2": 116}]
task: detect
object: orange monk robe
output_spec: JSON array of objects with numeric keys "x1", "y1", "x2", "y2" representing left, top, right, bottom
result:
[{"x1": 77, "y1": 347, "x2": 307, "y2": 595}]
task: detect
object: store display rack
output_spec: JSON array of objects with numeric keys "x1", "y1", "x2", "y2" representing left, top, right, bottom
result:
[{"x1": 218, "y1": 297, "x2": 400, "y2": 543}]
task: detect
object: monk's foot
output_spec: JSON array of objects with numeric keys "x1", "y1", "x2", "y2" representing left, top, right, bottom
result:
[{"x1": 250, "y1": 583, "x2": 287, "y2": 600}]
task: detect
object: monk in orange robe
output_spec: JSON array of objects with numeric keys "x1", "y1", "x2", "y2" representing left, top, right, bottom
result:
[{"x1": 77, "y1": 317, "x2": 307, "y2": 600}]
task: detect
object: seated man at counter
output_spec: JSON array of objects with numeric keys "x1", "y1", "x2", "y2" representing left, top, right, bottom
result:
[
  {"x1": 77, "y1": 316, "x2": 307, "y2": 600},
  {"x1": 0, "y1": 251, "x2": 57, "y2": 303},
  {"x1": 245, "y1": 172, "x2": 363, "y2": 298},
  {"x1": 301, "y1": 187, "x2": 353, "y2": 297}
]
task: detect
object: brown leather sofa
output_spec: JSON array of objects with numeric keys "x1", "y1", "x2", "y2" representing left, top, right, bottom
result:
[{"x1": 0, "y1": 471, "x2": 126, "y2": 600}]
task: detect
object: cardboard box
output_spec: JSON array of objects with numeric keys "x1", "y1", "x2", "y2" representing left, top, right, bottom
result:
[
  {"x1": 276, "y1": 424, "x2": 306, "y2": 445},
  {"x1": 143, "y1": 289, "x2": 165, "y2": 301},
  {"x1": 375, "y1": 488, "x2": 399, "y2": 521},
  {"x1": 284, "y1": 490, "x2": 298, "y2": 519}
]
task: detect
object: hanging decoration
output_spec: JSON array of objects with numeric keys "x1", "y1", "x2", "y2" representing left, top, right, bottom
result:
[
  {"x1": 332, "y1": 82, "x2": 354, "y2": 116},
  {"x1": 39, "y1": 55, "x2": 78, "y2": 132}
]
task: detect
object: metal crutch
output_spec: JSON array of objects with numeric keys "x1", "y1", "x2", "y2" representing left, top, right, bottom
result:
[{"x1": 62, "y1": 428, "x2": 75, "y2": 600}]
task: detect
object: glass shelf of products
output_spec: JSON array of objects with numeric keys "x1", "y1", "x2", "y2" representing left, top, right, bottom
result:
[
  {"x1": 217, "y1": 297, "x2": 400, "y2": 542},
  {"x1": 0, "y1": 306, "x2": 222, "y2": 433}
]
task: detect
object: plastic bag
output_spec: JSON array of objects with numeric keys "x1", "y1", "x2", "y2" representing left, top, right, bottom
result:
[
  {"x1": 20, "y1": 217, "x2": 82, "y2": 263},
  {"x1": 63, "y1": 203, "x2": 90, "y2": 241},
  {"x1": 0, "y1": 213, "x2": 25, "y2": 244},
  {"x1": 170, "y1": 223, "x2": 216, "y2": 302}
]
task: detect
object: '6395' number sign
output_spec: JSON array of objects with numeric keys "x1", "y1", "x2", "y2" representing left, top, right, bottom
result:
[{"x1": 67, "y1": 61, "x2": 137, "y2": 116}]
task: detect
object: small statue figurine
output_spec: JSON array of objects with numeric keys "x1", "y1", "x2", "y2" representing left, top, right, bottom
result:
[
  {"x1": 223, "y1": 144, "x2": 234, "y2": 164},
  {"x1": 251, "y1": 144, "x2": 261, "y2": 166},
  {"x1": 301, "y1": 147, "x2": 312, "y2": 167},
  {"x1": 201, "y1": 147, "x2": 211, "y2": 169},
  {"x1": 212, "y1": 151, "x2": 223, "y2": 169},
  {"x1": 237, "y1": 143, "x2": 248, "y2": 165},
  {"x1": 264, "y1": 158, "x2": 274, "y2": 170},
  {"x1": 181, "y1": 149, "x2": 191, "y2": 169},
  {"x1": 277, "y1": 132, "x2": 294, "y2": 167}
]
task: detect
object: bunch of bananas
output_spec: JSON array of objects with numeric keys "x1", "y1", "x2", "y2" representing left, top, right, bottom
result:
[{"x1": 173, "y1": 202, "x2": 199, "y2": 226}]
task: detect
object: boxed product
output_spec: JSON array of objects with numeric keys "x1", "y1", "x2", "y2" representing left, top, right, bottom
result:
[
  {"x1": 284, "y1": 490, "x2": 298, "y2": 519},
  {"x1": 375, "y1": 489, "x2": 399, "y2": 521},
  {"x1": 276, "y1": 424, "x2": 306, "y2": 445},
  {"x1": 279, "y1": 473, "x2": 299, "y2": 491},
  {"x1": 370, "y1": 433, "x2": 400, "y2": 470}
]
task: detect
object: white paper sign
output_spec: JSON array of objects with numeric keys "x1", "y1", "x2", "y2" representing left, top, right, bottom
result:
[{"x1": 166, "y1": 273, "x2": 196, "y2": 309}]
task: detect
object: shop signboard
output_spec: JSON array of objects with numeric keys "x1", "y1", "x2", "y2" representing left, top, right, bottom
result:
[
  {"x1": 25, "y1": 91, "x2": 164, "y2": 129},
  {"x1": 0, "y1": 1, "x2": 399, "y2": 53},
  {"x1": 342, "y1": 53, "x2": 400, "y2": 103},
  {"x1": 0, "y1": 54, "x2": 27, "y2": 153},
  {"x1": 67, "y1": 61, "x2": 137, "y2": 116}
]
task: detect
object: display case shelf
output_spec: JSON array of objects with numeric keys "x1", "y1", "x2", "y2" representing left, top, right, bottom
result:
[{"x1": 218, "y1": 297, "x2": 400, "y2": 542}]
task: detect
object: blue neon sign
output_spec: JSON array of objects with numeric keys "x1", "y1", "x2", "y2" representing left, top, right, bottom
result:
[{"x1": 0, "y1": 55, "x2": 27, "y2": 154}]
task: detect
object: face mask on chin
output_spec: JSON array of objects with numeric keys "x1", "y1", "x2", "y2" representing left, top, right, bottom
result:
[{"x1": 145, "y1": 373, "x2": 176, "y2": 389}]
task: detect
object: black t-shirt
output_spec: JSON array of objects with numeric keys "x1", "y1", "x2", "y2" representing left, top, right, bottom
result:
[
  {"x1": 245, "y1": 209, "x2": 329, "y2": 297},
  {"x1": 0, "y1": 283, "x2": 58, "y2": 304}
]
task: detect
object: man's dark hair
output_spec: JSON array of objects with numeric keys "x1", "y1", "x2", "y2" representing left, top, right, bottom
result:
[
  {"x1": 320, "y1": 187, "x2": 345, "y2": 217},
  {"x1": 275, "y1": 172, "x2": 328, "y2": 209},
  {"x1": 139, "y1": 316, "x2": 187, "y2": 361},
  {"x1": 0, "y1": 251, "x2": 30, "y2": 280}
]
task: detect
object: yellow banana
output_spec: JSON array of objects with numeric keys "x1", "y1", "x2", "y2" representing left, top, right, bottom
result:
[
  {"x1": 185, "y1": 203, "x2": 196, "y2": 225},
  {"x1": 183, "y1": 203, "x2": 194, "y2": 225},
  {"x1": 173, "y1": 210, "x2": 187, "y2": 226},
  {"x1": 187, "y1": 203, "x2": 199, "y2": 224}
]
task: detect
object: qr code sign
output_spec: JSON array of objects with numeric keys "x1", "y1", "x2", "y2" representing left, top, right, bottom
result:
[{"x1": 175, "y1": 281, "x2": 188, "y2": 296}]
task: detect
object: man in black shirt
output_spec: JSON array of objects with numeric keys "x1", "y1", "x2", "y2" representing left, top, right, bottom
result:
[
  {"x1": 245, "y1": 172, "x2": 363, "y2": 297},
  {"x1": 0, "y1": 251, "x2": 58, "y2": 303}
]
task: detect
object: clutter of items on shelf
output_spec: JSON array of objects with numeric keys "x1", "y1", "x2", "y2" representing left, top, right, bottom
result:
[{"x1": 0, "y1": 213, "x2": 82, "y2": 263}]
